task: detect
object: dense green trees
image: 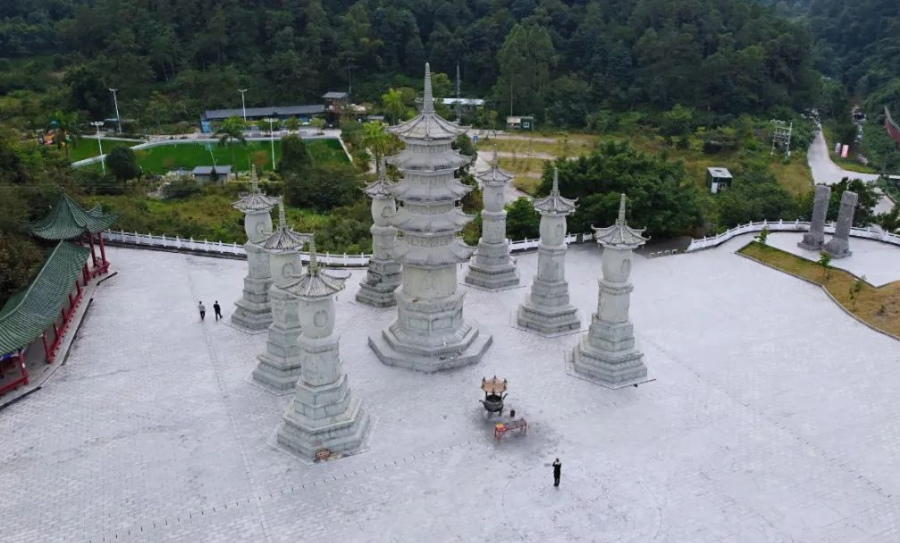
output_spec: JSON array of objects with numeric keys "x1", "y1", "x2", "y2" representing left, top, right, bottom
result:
[
  {"x1": 539, "y1": 142, "x2": 704, "y2": 238},
  {"x1": 0, "y1": 0, "x2": 820, "y2": 130},
  {"x1": 278, "y1": 135, "x2": 312, "y2": 175},
  {"x1": 106, "y1": 146, "x2": 141, "y2": 182}
]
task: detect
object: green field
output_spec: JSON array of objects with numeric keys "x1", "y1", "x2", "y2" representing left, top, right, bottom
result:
[
  {"x1": 66, "y1": 138, "x2": 139, "y2": 162},
  {"x1": 78, "y1": 138, "x2": 348, "y2": 174}
]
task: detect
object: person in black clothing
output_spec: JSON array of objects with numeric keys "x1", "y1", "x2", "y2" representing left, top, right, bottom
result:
[
  {"x1": 213, "y1": 301, "x2": 222, "y2": 321},
  {"x1": 553, "y1": 458, "x2": 561, "y2": 487}
]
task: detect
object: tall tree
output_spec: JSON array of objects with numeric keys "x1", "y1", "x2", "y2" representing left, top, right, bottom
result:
[{"x1": 214, "y1": 116, "x2": 246, "y2": 167}]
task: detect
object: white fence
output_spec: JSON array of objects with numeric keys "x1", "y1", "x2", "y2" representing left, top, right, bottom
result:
[
  {"x1": 685, "y1": 219, "x2": 900, "y2": 252},
  {"x1": 103, "y1": 230, "x2": 594, "y2": 267}
]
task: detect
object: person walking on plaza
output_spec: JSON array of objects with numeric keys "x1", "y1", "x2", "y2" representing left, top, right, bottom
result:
[
  {"x1": 213, "y1": 301, "x2": 222, "y2": 321},
  {"x1": 552, "y1": 458, "x2": 562, "y2": 487},
  {"x1": 198, "y1": 301, "x2": 206, "y2": 321}
]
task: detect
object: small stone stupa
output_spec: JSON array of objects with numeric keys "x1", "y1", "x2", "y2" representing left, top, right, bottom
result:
[
  {"x1": 277, "y1": 239, "x2": 371, "y2": 459},
  {"x1": 571, "y1": 194, "x2": 650, "y2": 388},
  {"x1": 252, "y1": 200, "x2": 313, "y2": 392},
  {"x1": 516, "y1": 168, "x2": 580, "y2": 335},
  {"x1": 823, "y1": 190, "x2": 858, "y2": 259},
  {"x1": 368, "y1": 63, "x2": 492, "y2": 372},
  {"x1": 356, "y1": 157, "x2": 401, "y2": 307},
  {"x1": 465, "y1": 146, "x2": 519, "y2": 289},
  {"x1": 799, "y1": 184, "x2": 831, "y2": 251},
  {"x1": 231, "y1": 170, "x2": 279, "y2": 330}
]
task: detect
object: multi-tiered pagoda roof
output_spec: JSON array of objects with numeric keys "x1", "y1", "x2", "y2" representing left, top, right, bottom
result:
[
  {"x1": 233, "y1": 170, "x2": 279, "y2": 213},
  {"x1": 281, "y1": 239, "x2": 347, "y2": 299},
  {"x1": 533, "y1": 169, "x2": 577, "y2": 215},
  {"x1": 260, "y1": 200, "x2": 312, "y2": 253},
  {"x1": 593, "y1": 194, "x2": 648, "y2": 248},
  {"x1": 29, "y1": 193, "x2": 118, "y2": 240},
  {"x1": 476, "y1": 146, "x2": 514, "y2": 187}
]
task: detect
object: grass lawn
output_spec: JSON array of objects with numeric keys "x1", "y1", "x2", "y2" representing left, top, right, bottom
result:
[
  {"x1": 480, "y1": 131, "x2": 814, "y2": 196},
  {"x1": 740, "y1": 241, "x2": 900, "y2": 338},
  {"x1": 131, "y1": 139, "x2": 347, "y2": 175},
  {"x1": 61, "y1": 138, "x2": 138, "y2": 162}
]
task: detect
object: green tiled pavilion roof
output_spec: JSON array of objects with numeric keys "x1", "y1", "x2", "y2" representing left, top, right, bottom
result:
[
  {"x1": 0, "y1": 241, "x2": 90, "y2": 355},
  {"x1": 29, "y1": 194, "x2": 118, "y2": 240}
]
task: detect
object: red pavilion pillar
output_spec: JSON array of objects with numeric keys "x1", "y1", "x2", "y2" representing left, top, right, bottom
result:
[
  {"x1": 87, "y1": 233, "x2": 98, "y2": 267},
  {"x1": 98, "y1": 232, "x2": 108, "y2": 268}
]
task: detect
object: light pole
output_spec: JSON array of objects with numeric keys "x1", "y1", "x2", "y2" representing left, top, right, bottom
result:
[
  {"x1": 109, "y1": 88, "x2": 121, "y2": 133},
  {"x1": 264, "y1": 117, "x2": 277, "y2": 169},
  {"x1": 90, "y1": 121, "x2": 105, "y2": 173},
  {"x1": 238, "y1": 88, "x2": 248, "y2": 121}
]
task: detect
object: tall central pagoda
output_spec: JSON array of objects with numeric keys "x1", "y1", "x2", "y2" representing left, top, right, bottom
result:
[{"x1": 368, "y1": 63, "x2": 492, "y2": 372}]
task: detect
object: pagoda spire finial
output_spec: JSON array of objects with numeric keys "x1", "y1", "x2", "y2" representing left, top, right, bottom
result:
[
  {"x1": 277, "y1": 198, "x2": 286, "y2": 229},
  {"x1": 492, "y1": 145, "x2": 499, "y2": 168},
  {"x1": 423, "y1": 63, "x2": 434, "y2": 114},
  {"x1": 251, "y1": 167, "x2": 260, "y2": 194},
  {"x1": 378, "y1": 155, "x2": 388, "y2": 180},
  {"x1": 617, "y1": 193, "x2": 627, "y2": 225},
  {"x1": 308, "y1": 237, "x2": 319, "y2": 275},
  {"x1": 551, "y1": 168, "x2": 560, "y2": 195}
]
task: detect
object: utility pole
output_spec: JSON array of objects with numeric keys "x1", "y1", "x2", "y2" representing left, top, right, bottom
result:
[
  {"x1": 238, "y1": 88, "x2": 248, "y2": 121},
  {"x1": 90, "y1": 121, "x2": 105, "y2": 173},
  {"x1": 109, "y1": 88, "x2": 121, "y2": 134},
  {"x1": 264, "y1": 117, "x2": 278, "y2": 169}
]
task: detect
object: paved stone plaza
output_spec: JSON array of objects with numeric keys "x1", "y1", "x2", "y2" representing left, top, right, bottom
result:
[
  {"x1": 768, "y1": 232, "x2": 900, "y2": 287},
  {"x1": 2, "y1": 235, "x2": 900, "y2": 542}
]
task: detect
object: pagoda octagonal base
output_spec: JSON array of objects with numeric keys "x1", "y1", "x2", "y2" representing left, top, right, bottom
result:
[
  {"x1": 231, "y1": 276, "x2": 273, "y2": 331},
  {"x1": 355, "y1": 259, "x2": 401, "y2": 307},
  {"x1": 569, "y1": 320, "x2": 650, "y2": 389},
  {"x1": 517, "y1": 302, "x2": 580, "y2": 336},
  {"x1": 369, "y1": 328, "x2": 492, "y2": 373},
  {"x1": 277, "y1": 376, "x2": 371, "y2": 459},
  {"x1": 252, "y1": 325, "x2": 303, "y2": 393},
  {"x1": 464, "y1": 262, "x2": 519, "y2": 290}
]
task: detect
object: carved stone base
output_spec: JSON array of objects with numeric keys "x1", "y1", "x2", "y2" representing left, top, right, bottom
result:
[
  {"x1": 368, "y1": 290, "x2": 491, "y2": 372},
  {"x1": 231, "y1": 276, "x2": 273, "y2": 330},
  {"x1": 277, "y1": 374, "x2": 371, "y2": 458},
  {"x1": 252, "y1": 323, "x2": 303, "y2": 393},
  {"x1": 823, "y1": 237, "x2": 852, "y2": 259},
  {"x1": 516, "y1": 279, "x2": 580, "y2": 335},
  {"x1": 356, "y1": 259, "x2": 401, "y2": 307},
  {"x1": 798, "y1": 232, "x2": 826, "y2": 252},
  {"x1": 571, "y1": 318, "x2": 648, "y2": 388},
  {"x1": 465, "y1": 240, "x2": 519, "y2": 290}
]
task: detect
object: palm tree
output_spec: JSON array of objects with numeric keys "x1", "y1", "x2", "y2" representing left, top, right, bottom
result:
[
  {"x1": 214, "y1": 116, "x2": 246, "y2": 167},
  {"x1": 362, "y1": 121, "x2": 390, "y2": 166},
  {"x1": 381, "y1": 88, "x2": 406, "y2": 125},
  {"x1": 50, "y1": 110, "x2": 80, "y2": 158}
]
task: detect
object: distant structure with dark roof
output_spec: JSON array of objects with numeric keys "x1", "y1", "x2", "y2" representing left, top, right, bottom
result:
[
  {"x1": 192, "y1": 165, "x2": 233, "y2": 184},
  {"x1": 203, "y1": 105, "x2": 324, "y2": 122}
]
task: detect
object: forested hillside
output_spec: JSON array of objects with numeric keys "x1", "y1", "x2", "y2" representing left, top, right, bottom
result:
[{"x1": 0, "y1": 0, "x2": 819, "y2": 128}]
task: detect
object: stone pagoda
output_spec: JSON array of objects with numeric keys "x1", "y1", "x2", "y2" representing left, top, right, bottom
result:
[
  {"x1": 571, "y1": 194, "x2": 650, "y2": 388},
  {"x1": 368, "y1": 63, "x2": 492, "y2": 372},
  {"x1": 465, "y1": 146, "x2": 519, "y2": 289},
  {"x1": 277, "y1": 240, "x2": 371, "y2": 459},
  {"x1": 231, "y1": 170, "x2": 280, "y2": 330},
  {"x1": 517, "y1": 169, "x2": 580, "y2": 335},
  {"x1": 252, "y1": 200, "x2": 312, "y2": 392},
  {"x1": 356, "y1": 157, "x2": 401, "y2": 307}
]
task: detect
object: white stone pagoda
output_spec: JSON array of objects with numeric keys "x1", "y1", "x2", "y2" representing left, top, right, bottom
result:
[
  {"x1": 231, "y1": 171, "x2": 279, "y2": 330},
  {"x1": 252, "y1": 200, "x2": 313, "y2": 392},
  {"x1": 368, "y1": 63, "x2": 492, "y2": 372},
  {"x1": 517, "y1": 169, "x2": 580, "y2": 335},
  {"x1": 356, "y1": 157, "x2": 401, "y2": 307},
  {"x1": 464, "y1": 146, "x2": 519, "y2": 289},
  {"x1": 277, "y1": 240, "x2": 371, "y2": 459},
  {"x1": 571, "y1": 194, "x2": 650, "y2": 388}
]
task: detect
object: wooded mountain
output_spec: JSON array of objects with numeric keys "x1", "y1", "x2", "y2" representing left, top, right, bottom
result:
[{"x1": 1, "y1": 0, "x2": 819, "y2": 127}]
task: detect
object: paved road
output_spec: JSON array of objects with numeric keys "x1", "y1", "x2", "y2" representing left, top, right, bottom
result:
[{"x1": 807, "y1": 129, "x2": 894, "y2": 213}]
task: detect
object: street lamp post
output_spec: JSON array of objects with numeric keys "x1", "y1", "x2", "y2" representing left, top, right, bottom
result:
[
  {"x1": 238, "y1": 88, "x2": 248, "y2": 122},
  {"x1": 264, "y1": 117, "x2": 277, "y2": 169},
  {"x1": 109, "y1": 88, "x2": 121, "y2": 133},
  {"x1": 90, "y1": 121, "x2": 105, "y2": 173}
]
